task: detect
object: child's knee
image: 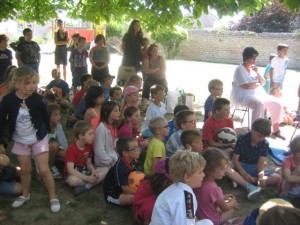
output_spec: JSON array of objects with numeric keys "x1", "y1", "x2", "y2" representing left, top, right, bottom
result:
[{"x1": 67, "y1": 176, "x2": 84, "y2": 187}]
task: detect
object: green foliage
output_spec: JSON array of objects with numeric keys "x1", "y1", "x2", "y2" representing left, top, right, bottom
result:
[
  {"x1": 106, "y1": 21, "x2": 125, "y2": 38},
  {"x1": 0, "y1": 0, "x2": 300, "y2": 31},
  {"x1": 151, "y1": 28, "x2": 188, "y2": 59}
]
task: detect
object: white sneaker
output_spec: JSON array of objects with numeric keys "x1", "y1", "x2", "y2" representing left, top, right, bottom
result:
[
  {"x1": 51, "y1": 166, "x2": 62, "y2": 179},
  {"x1": 12, "y1": 194, "x2": 30, "y2": 208},
  {"x1": 50, "y1": 199, "x2": 61, "y2": 213},
  {"x1": 232, "y1": 181, "x2": 238, "y2": 189}
]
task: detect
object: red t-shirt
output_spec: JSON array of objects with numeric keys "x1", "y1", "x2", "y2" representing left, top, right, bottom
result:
[
  {"x1": 202, "y1": 116, "x2": 234, "y2": 149},
  {"x1": 282, "y1": 156, "x2": 297, "y2": 171},
  {"x1": 72, "y1": 88, "x2": 85, "y2": 109},
  {"x1": 64, "y1": 141, "x2": 93, "y2": 176}
]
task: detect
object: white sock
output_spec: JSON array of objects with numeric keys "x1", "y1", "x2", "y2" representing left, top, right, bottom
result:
[{"x1": 85, "y1": 183, "x2": 93, "y2": 189}]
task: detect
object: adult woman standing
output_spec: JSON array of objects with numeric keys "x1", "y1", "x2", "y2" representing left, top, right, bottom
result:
[
  {"x1": 121, "y1": 20, "x2": 143, "y2": 72},
  {"x1": 230, "y1": 47, "x2": 285, "y2": 140},
  {"x1": 89, "y1": 34, "x2": 110, "y2": 84},
  {"x1": 142, "y1": 44, "x2": 168, "y2": 104},
  {"x1": 54, "y1": 19, "x2": 69, "y2": 81}
]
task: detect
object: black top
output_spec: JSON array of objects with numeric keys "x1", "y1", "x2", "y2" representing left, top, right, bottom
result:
[
  {"x1": 55, "y1": 30, "x2": 68, "y2": 48},
  {"x1": 16, "y1": 41, "x2": 40, "y2": 64},
  {"x1": 0, "y1": 48, "x2": 12, "y2": 84}
]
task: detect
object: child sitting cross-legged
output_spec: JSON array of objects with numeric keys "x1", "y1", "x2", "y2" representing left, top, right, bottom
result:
[
  {"x1": 194, "y1": 148, "x2": 240, "y2": 225},
  {"x1": 150, "y1": 150, "x2": 213, "y2": 225},
  {"x1": 64, "y1": 121, "x2": 103, "y2": 196},
  {"x1": 181, "y1": 129, "x2": 262, "y2": 200},
  {"x1": 144, "y1": 117, "x2": 170, "y2": 176},
  {"x1": 103, "y1": 137, "x2": 141, "y2": 206}
]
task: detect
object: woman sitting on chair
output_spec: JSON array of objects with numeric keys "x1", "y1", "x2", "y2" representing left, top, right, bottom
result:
[{"x1": 230, "y1": 47, "x2": 285, "y2": 140}]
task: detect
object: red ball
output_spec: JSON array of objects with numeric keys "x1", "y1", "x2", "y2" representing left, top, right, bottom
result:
[{"x1": 128, "y1": 171, "x2": 145, "y2": 190}]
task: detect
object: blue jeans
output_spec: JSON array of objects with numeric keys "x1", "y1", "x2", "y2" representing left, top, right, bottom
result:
[{"x1": 239, "y1": 162, "x2": 273, "y2": 177}]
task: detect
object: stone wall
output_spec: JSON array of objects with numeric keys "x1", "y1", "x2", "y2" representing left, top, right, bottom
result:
[{"x1": 178, "y1": 30, "x2": 300, "y2": 70}]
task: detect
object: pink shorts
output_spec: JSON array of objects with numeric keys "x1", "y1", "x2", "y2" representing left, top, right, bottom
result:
[{"x1": 11, "y1": 136, "x2": 49, "y2": 156}]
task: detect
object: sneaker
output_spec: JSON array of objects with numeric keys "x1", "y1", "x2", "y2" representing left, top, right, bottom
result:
[
  {"x1": 51, "y1": 166, "x2": 62, "y2": 179},
  {"x1": 73, "y1": 186, "x2": 89, "y2": 196},
  {"x1": 246, "y1": 183, "x2": 261, "y2": 200},
  {"x1": 50, "y1": 199, "x2": 61, "y2": 213},
  {"x1": 12, "y1": 194, "x2": 30, "y2": 208},
  {"x1": 232, "y1": 181, "x2": 238, "y2": 189}
]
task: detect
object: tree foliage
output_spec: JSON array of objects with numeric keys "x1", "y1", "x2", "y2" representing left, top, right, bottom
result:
[
  {"x1": 1, "y1": 0, "x2": 300, "y2": 31},
  {"x1": 232, "y1": 0, "x2": 299, "y2": 32}
]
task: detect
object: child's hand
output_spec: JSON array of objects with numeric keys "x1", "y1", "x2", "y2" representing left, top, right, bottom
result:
[
  {"x1": 231, "y1": 198, "x2": 240, "y2": 210},
  {"x1": 224, "y1": 194, "x2": 234, "y2": 201},
  {"x1": 139, "y1": 139, "x2": 150, "y2": 149},
  {"x1": 87, "y1": 174, "x2": 97, "y2": 185}
]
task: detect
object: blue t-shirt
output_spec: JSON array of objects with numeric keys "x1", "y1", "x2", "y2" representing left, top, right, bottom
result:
[
  {"x1": 233, "y1": 132, "x2": 268, "y2": 165},
  {"x1": 204, "y1": 95, "x2": 214, "y2": 122},
  {"x1": 165, "y1": 119, "x2": 175, "y2": 142},
  {"x1": 46, "y1": 79, "x2": 69, "y2": 98},
  {"x1": 74, "y1": 96, "x2": 86, "y2": 120}
]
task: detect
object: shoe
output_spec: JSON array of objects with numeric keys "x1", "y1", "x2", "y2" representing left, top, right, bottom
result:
[
  {"x1": 12, "y1": 194, "x2": 30, "y2": 208},
  {"x1": 246, "y1": 183, "x2": 261, "y2": 200},
  {"x1": 73, "y1": 186, "x2": 89, "y2": 196},
  {"x1": 272, "y1": 131, "x2": 286, "y2": 140},
  {"x1": 51, "y1": 166, "x2": 62, "y2": 179},
  {"x1": 50, "y1": 199, "x2": 61, "y2": 213},
  {"x1": 232, "y1": 181, "x2": 238, "y2": 189}
]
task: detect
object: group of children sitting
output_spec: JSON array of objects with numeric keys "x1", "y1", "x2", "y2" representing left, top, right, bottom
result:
[{"x1": 0, "y1": 64, "x2": 300, "y2": 225}]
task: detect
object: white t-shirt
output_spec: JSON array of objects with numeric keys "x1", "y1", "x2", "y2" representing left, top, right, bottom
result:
[
  {"x1": 13, "y1": 107, "x2": 37, "y2": 144},
  {"x1": 271, "y1": 56, "x2": 289, "y2": 83}
]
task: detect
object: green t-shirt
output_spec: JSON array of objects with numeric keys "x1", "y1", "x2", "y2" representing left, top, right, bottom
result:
[{"x1": 144, "y1": 137, "x2": 166, "y2": 176}]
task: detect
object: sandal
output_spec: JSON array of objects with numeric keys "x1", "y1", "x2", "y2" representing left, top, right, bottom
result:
[
  {"x1": 50, "y1": 199, "x2": 61, "y2": 213},
  {"x1": 272, "y1": 131, "x2": 286, "y2": 140},
  {"x1": 0, "y1": 215, "x2": 7, "y2": 222}
]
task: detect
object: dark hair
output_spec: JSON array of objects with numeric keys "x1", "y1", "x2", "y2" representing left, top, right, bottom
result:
[
  {"x1": 251, "y1": 118, "x2": 271, "y2": 136},
  {"x1": 23, "y1": 28, "x2": 32, "y2": 36},
  {"x1": 277, "y1": 43, "x2": 289, "y2": 52},
  {"x1": 109, "y1": 86, "x2": 122, "y2": 97},
  {"x1": 72, "y1": 32, "x2": 80, "y2": 38},
  {"x1": 78, "y1": 36, "x2": 86, "y2": 42},
  {"x1": 180, "y1": 129, "x2": 202, "y2": 148},
  {"x1": 145, "y1": 174, "x2": 172, "y2": 196},
  {"x1": 174, "y1": 110, "x2": 195, "y2": 129},
  {"x1": 269, "y1": 53, "x2": 276, "y2": 61},
  {"x1": 147, "y1": 44, "x2": 158, "y2": 57},
  {"x1": 0, "y1": 34, "x2": 8, "y2": 43},
  {"x1": 127, "y1": 20, "x2": 143, "y2": 37},
  {"x1": 242, "y1": 47, "x2": 259, "y2": 62},
  {"x1": 100, "y1": 101, "x2": 119, "y2": 124},
  {"x1": 174, "y1": 105, "x2": 190, "y2": 116},
  {"x1": 150, "y1": 84, "x2": 165, "y2": 98},
  {"x1": 259, "y1": 206, "x2": 300, "y2": 225},
  {"x1": 202, "y1": 148, "x2": 228, "y2": 177},
  {"x1": 85, "y1": 86, "x2": 104, "y2": 108},
  {"x1": 94, "y1": 34, "x2": 105, "y2": 45},
  {"x1": 213, "y1": 97, "x2": 230, "y2": 112},
  {"x1": 124, "y1": 106, "x2": 139, "y2": 120},
  {"x1": 57, "y1": 19, "x2": 63, "y2": 24},
  {"x1": 116, "y1": 136, "x2": 136, "y2": 156},
  {"x1": 47, "y1": 103, "x2": 60, "y2": 118},
  {"x1": 73, "y1": 121, "x2": 93, "y2": 139},
  {"x1": 80, "y1": 74, "x2": 92, "y2": 87},
  {"x1": 289, "y1": 136, "x2": 300, "y2": 155}
]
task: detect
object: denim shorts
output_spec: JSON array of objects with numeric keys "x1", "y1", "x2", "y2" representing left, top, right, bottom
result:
[{"x1": 239, "y1": 162, "x2": 273, "y2": 177}]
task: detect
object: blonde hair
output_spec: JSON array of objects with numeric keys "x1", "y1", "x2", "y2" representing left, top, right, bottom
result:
[
  {"x1": 170, "y1": 150, "x2": 206, "y2": 183},
  {"x1": 124, "y1": 74, "x2": 142, "y2": 87},
  {"x1": 73, "y1": 121, "x2": 93, "y2": 139},
  {"x1": 12, "y1": 67, "x2": 39, "y2": 87},
  {"x1": 84, "y1": 79, "x2": 100, "y2": 90},
  {"x1": 208, "y1": 79, "x2": 223, "y2": 92},
  {"x1": 149, "y1": 117, "x2": 167, "y2": 134}
]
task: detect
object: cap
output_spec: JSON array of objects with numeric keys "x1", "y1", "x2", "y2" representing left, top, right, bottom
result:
[
  {"x1": 154, "y1": 158, "x2": 171, "y2": 180},
  {"x1": 124, "y1": 85, "x2": 142, "y2": 97},
  {"x1": 102, "y1": 74, "x2": 115, "y2": 81}
]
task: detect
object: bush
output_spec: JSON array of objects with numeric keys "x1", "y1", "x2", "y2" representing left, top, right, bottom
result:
[
  {"x1": 151, "y1": 27, "x2": 188, "y2": 59},
  {"x1": 106, "y1": 21, "x2": 125, "y2": 38}
]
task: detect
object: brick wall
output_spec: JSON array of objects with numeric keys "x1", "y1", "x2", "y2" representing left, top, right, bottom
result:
[{"x1": 178, "y1": 30, "x2": 300, "y2": 69}]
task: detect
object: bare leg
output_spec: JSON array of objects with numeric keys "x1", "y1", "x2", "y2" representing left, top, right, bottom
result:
[
  {"x1": 16, "y1": 155, "x2": 32, "y2": 197},
  {"x1": 62, "y1": 65, "x2": 67, "y2": 81},
  {"x1": 119, "y1": 193, "x2": 134, "y2": 205},
  {"x1": 49, "y1": 143, "x2": 59, "y2": 168},
  {"x1": 225, "y1": 167, "x2": 247, "y2": 187}
]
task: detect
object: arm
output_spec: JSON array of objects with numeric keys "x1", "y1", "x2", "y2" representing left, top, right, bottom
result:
[
  {"x1": 54, "y1": 31, "x2": 69, "y2": 46},
  {"x1": 121, "y1": 185, "x2": 135, "y2": 194},
  {"x1": 215, "y1": 195, "x2": 239, "y2": 212},
  {"x1": 282, "y1": 168, "x2": 300, "y2": 183},
  {"x1": 257, "y1": 156, "x2": 266, "y2": 180},
  {"x1": 142, "y1": 58, "x2": 160, "y2": 74},
  {"x1": 270, "y1": 68, "x2": 274, "y2": 88},
  {"x1": 86, "y1": 158, "x2": 97, "y2": 177},
  {"x1": 159, "y1": 56, "x2": 166, "y2": 78},
  {"x1": 67, "y1": 161, "x2": 97, "y2": 184},
  {"x1": 15, "y1": 51, "x2": 23, "y2": 66},
  {"x1": 84, "y1": 108, "x2": 95, "y2": 122},
  {"x1": 232, "y1": 153, "x2": 256, "y2": 183}
]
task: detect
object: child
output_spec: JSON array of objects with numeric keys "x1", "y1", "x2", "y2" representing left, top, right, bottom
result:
[
  {"x1": 232, "y1": 118, "x2": 281, "y2": 188},
  {"x1": 16, "y1": 28, "x2": 40, "y2": 72},
  {"x1": 109, "y1": 86, "x2": 122, "y2": 105},
  {"x1": 194, "y1": 148, "x2": 239, "y2": 225},
  {"x1": 0, "y1": 34, "x2": 12, "y2": 85},
  {"x1": 0, "y1": 67, "x2": 60, "y2": 212},
  {"x1": 47, "y1": 103, "x2": 68, "y2": 179},
  {"x1": 118, "y1": 106, "x2": 150, "y2": 149},
  {"x1": 64, "y1": 121, "x2": 103, "y2": 196},
  {"x1": 141, "y1": 84, "x2": 167, "y2": 138},
  {"x1": 165, "y1": 104, "x2": 190, "y2": 141},
  {"x1": 202, "y1": 97, "x2": 234, "y2": 156},
  {"x1": 263, "y1": 53, "x2": 276, "y2": 94},
  {"x1": 270, "y1": 87, "x2": 296, "y2": 125},
  {"x1": 0, "y1": 65, "x2": 17, "y2": 102},
  {"x1": 89, "y1": 34, "x2": 110, "y2": 84},
  {"x1": 270, "y1": 43, "x2": 289, "y2": 90},
  {"x1": 103, "y1": 137, "x2": 140, "y2": 205},
  {"x1": 124, "y1": 74, "x2": 143, "y2": 89},
  {"x1": 94, "y1": 101, "x2": 120, "y2": 175},
  {"x1": 181, "y1": 129, "x2": 262, "y2": 200},
  {"x1": 144, "y1": 117, "x2": 169, "y2": 176},
  {"x1": 166, "y1": 110, "x2": 197, "y2": 157},
  {"x1": 258, "y1": 206, "x2": 300, "y2": 225},
  {"x1": 204, "y1": 79, "x2": 223, "y2": 121},
  {"x1": 102, "y1": 74, "x2": 115, "y2": 102},
  {"x1": 84, "y1": 85, "x2": 105, "y2": 131},
  {"x1": 121, "y1": 85, "x2": 142, "y2": 116},
  {"x1": 280, "y1": 136, "x2": 300, "y2": 201},
  {"x1": 69, "y1": 36, "x2": 89, "y2": 96},
  {"x1": 72, "y1": 73, "x2": 92, "y2": 109},
  {"x1": 150, "y1": 151, "x2": 213, "y2": 225},
  {"x1": 133, "y1": 157, "x2": 172, "y2": 225},
  {"x1": 46, "y1": 68, "x2": 70, "y2": 107},
  {"x1": 141, "y1": 37, "x2": 150, "y2": 62}
]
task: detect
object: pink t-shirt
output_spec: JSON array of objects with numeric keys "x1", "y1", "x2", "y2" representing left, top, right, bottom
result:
[
  {"x1": 282, "y1": 156, "x2": 297, "y2": 171},
  {"x1": 194, "y1": 180, "x2": 223, "y2": 225}
]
